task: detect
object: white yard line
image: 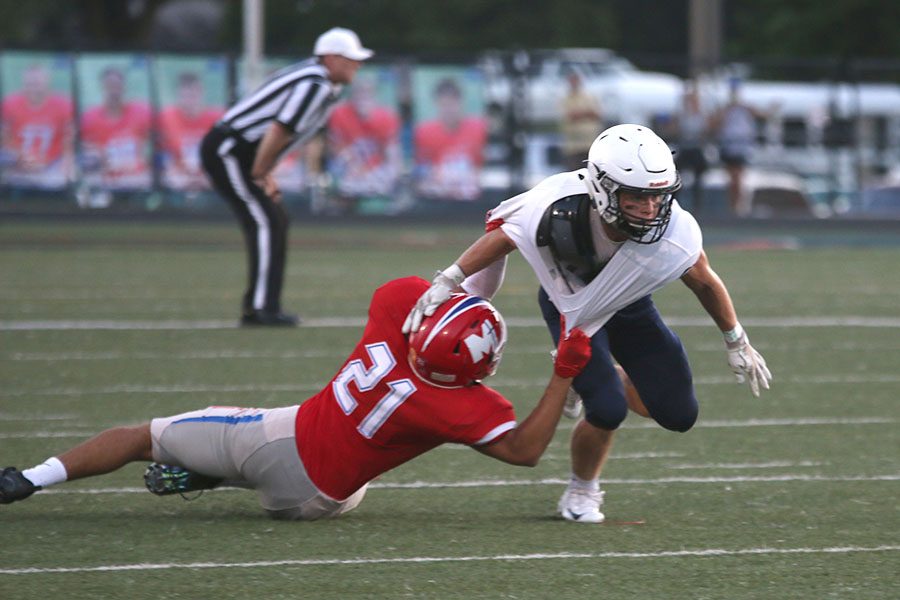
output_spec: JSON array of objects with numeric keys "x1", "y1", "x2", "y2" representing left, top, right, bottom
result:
[
  {"x1": 1, "y1": 416, "x2": 893, "y2": 439},
  {"x1": 2, "y1": 545, "x2": 898, "y2": 575},
  {"x1": 32, "y1": 472, "x2": 900, "y2": 497},
  {"x1": 0, "y1": 382, "x2": 326, "y2": 398},
  {"x1": 4, "y1": 349, "x2": 341, "y2": 361},
  {"x1": 0, "y1": 414, "x2": 78, "y2": 422},
  {"x1": 2, "y1": 375, "x2": 898, "y2": 399},
  {"x1": 5, "y1": 342, "x2": 895, "y2": 362},
  {"x1": 667, "y1": 460, "x2": 825, "y2": 470},
  {"x1": 3, "y1": 315, "x2": 900, "y2": 331}
]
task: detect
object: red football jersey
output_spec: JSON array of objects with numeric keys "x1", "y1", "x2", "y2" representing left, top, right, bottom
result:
[
  {"x1": 414, "y1": 117, "x2": 487, "y2": 167},
  {"x1": 1, "y1": 93, "x2": 73, "y2": 166},
  {"x1": 80, "y1": 102, "x2": 152, "y2": 176},
  {"x1": 295, "y1": 277, "x2": 516, "y2": 500},
  {"x1": 158, "y1": 105, "x2": 223, "y2": 170},
  {"x1": 328, "y1": 103, "x2": 400, "y2": 169}
]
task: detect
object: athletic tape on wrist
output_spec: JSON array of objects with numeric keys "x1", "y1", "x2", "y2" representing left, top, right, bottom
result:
[{"x1": 723, "y1": 322, "x2": 745, "y2": 344}]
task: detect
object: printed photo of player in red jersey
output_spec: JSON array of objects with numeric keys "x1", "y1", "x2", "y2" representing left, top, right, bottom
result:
[
  {"x1": 413, "y1": 69, "x2": 488, "y2": 202},
  {"x1": 78, "y1": 59, "x2": 153, "y2": 191},
  {"x1": 0, "y1": 55, "x2": 74, "y2": 190},
  {"x1": 157, "y1": 67, "x2": 225, "y2": 192},
  {"x1": 327, "y1": 69, "x2": 403, "y2": 213}
]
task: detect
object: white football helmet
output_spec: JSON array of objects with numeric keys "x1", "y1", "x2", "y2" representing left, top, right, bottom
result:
[{"x1": 582, "y1": 123, "x2": 681, "y2": 243}]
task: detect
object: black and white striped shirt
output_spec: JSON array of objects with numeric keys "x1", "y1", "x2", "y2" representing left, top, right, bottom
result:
[{"x1": 220, "y1": 58, "x2": 342, "y2": 146}]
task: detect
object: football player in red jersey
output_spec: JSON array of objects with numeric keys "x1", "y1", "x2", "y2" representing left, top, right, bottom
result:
[{"x1": 2, "y1": 277, "x2": 591, "y2": 521}]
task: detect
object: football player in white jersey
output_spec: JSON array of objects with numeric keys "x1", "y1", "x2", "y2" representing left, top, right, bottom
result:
[{"x1": 403, "y1": 123, "x2": 771, "y2": 524}]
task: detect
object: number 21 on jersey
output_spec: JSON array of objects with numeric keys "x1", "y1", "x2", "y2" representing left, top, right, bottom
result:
[{"x1": 332, "y1": 342, "x2": 417, "y2": 439}]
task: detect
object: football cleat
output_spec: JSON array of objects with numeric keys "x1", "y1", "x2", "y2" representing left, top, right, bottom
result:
[
  {"x1": 563, "y1": 387, "x2": 584, "y2": 419},
  {"x1": 144, "y1": 463, "x2": 222, "y2": 497},
  {"x1": 0, "y1": 467, "x2": 41, "y2": 504},
  {"x1": 558, "y1": 487, "x2": 606, "y2": 523},
  {"x1": 240, "y1": 310, "x2": 300, "y2": 327}
]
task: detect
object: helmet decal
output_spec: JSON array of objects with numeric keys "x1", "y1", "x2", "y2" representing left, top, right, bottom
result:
[
  {"x1": 421, "y1": 296, "x2": 494, "y2": 351},
  {"x1": 463, "y1": 319, "x2": 501, "y2": 363}
]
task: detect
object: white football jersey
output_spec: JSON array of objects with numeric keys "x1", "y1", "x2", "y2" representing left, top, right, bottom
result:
[{"x1": 467, "y1": 169, "x2": 703, "y2": 336}]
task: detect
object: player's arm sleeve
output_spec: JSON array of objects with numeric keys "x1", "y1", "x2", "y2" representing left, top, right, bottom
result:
[
  {"x1": 461, "y1": 255, "x2": 507, "y2": 300},
  {"x1": 452, "y1": 390, "x2": 517, "y2": 446}
]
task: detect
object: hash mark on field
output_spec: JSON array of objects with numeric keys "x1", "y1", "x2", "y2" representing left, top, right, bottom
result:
[{"x1": 2, "y1": 545, "x2": 898, "y2": 575}]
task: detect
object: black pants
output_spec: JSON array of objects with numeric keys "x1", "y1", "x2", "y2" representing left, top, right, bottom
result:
[
  {"x1": 200, "y1": 126, "x2": 290, "y2": 315},
  {"x1": 538, "y1": 288, "x2": 698, "y2": 433}
]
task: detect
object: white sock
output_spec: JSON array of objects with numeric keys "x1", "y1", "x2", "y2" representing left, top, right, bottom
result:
[
  {"x1": 22, "y1": 457, "x2": 68, "y2": 488},
  {"x1": 569, "y1": 473, "x2": 600, "y2": 493}
]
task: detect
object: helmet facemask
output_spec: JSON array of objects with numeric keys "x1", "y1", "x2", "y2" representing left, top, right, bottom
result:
[{"x1": 591, "y1": 169, "x2": 679, "y2": 244}]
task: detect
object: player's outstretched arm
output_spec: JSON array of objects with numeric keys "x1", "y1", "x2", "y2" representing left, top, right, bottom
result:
[
  {"x1": 475, "y1": 327, "x2": 591, "y2": 466},
  {"x1": 402, "y1": 228, "x2": 517, "y2": 334},
  {"x1": 681, "y1": 250, "x2": 772, "y2": 397}
]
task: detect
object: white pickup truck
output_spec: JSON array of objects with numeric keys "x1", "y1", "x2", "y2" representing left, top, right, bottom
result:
[{"x1": 479, "y1": 48, "x2": 684, "y2": 126}]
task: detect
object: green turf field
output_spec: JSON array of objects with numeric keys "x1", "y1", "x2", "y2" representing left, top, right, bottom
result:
[{"x1": 1, "y1": 220, "x2": 898, "y2": 599}]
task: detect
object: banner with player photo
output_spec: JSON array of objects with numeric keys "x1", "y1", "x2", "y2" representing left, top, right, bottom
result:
[
  {"x1": 75, "y1": 53, "x2": 153, "y2": 193},
  {"x1": 325, "y1": 65, "x2": 404, "y2": 214},
  {"x1": 411, "y1": 66, "x2": 488, "y2": 202},
  {"x1": 0, "y1": 51, "x2": 75, "y2": 190},
  {"x1": 153, "y1": 55, "x2": 228, "y2": 193}
]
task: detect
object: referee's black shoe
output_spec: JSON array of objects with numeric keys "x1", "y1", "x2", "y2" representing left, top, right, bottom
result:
[
  {"x1": 240, "y1": 310, "x2": 300, "y2": 327},
  {"x1": 0, "y1": 467, "x2": 40, "y2": 504}
]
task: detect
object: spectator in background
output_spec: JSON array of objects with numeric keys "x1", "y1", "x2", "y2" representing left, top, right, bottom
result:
[
  {"x1": 560, "y1": 71, "x2": 603, "y2": 171},
  {"x1": 158, "y1": 71, "x2": 223, "y2": 192},
  {"x1": 80, "y1": 66, "x2": 153, "y2": 190},
  {"x1": 670, "y1": 82, "x2": 709, "y2": 213},
  {"x1": 0, "y1": 63, "x2": 74, "y2": 189},
  {"x1": 414, "y1": 77, "x2": 487, "y2": 201},
  {"x1": 708, "y1": 78, "x2": 774, "y2": 216},
  {"x1": 327, "y1": 74, "x2": 402, "y2": 213}
]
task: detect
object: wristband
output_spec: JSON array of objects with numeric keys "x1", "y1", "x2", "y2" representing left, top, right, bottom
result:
[
  {"x1": 440, "y1": 263, "x2": 467, "y2": 286},
  {"x1": 723, "y1": 323, "x2": 744, "y2": 344}
]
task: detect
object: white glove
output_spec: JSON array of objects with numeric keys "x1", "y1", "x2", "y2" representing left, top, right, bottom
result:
[
  {"x1": 402, "y1": 264, "x2": 467, "y2": 334},
  {"x1": 724, "y1": 324, "x2": 772, "y2": 398}
]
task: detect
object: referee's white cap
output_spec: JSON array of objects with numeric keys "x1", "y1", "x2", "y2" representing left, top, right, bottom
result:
[{"x1": 314, "y1": 27, "x2": 374, "y2": 61}]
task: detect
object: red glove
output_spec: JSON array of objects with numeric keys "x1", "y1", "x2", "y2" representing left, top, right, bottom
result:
[{"x1": 554, "y1": 326, "x2": 592, "y2": 378}]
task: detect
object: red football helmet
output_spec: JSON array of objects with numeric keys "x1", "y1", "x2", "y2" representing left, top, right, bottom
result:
[{"x1": 408, "y1": 293, "x2": 508, "y2": 388}]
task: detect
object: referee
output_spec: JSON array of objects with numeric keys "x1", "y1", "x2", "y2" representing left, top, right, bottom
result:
[{"x1": 201, "y1": 27, "x2": 373, "y2": 326}]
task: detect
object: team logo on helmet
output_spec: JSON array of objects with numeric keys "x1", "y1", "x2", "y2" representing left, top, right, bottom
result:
[{"x1": 464, "y1": 320, "x2": 502, "y2": 364}]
